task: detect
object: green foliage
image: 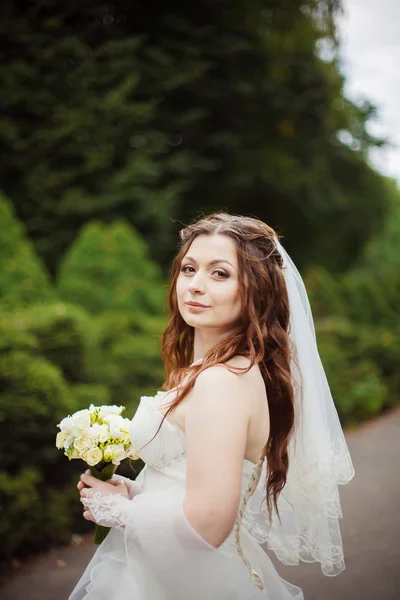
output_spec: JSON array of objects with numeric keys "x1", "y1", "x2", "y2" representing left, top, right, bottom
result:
[
  {"x1": 303, "y1": 265, "x2": 345, "y2": 318},
  {"x1": 0, "y1": 468, "x2": 43, "y2": 560},
  {"x1": 0, "y1": 3, "x2": 195, "y2": 274},
  {"x1": 342, "y1": 179, "x2": 400, "y2": 328},
  {"x1": 71, "y1": 383, "x2": 111, "y2": 407},
  {"x1": 0, "y1": 467, "x2": 85, "y2": 561},
  {"x1": 0, "y1": 193, "x2": 57, "y2": 311},
  {"x1": 316, "y1": 318, "x2": 388, "y2": 425},
  {"x1": 0, "y1": 309, "x2": 122, "y2": 561},
  {"x1": 57, "y1": 220, "x2": 166, "y2": 316},
  {"x1": 0, "y1": 327, "x2": 83, "y2": 562},
  {"x1": 307, "y1": 185, "x2": 400, "y2": 422},
  {"x1": 5, "y1": 302, "x2": 92, "y2": 383},
  {"x1": 85, "y1": 312, "x2": 166, "y2": 408},
  {"x1": 0, "y1": 316, "x2": 37, "y2": 355},
  {"x1": 0, "y1": 0, "x2": 389, "y2": 275},
  {"x1": 0, "y1": 291, "x2": 165, "y2": 562},
  {"x1": 0, "y1": 349, "x2": 74, "y2": 470}
]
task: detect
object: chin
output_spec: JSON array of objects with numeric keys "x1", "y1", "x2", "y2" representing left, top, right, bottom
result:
[
  {"x1": 179, "y1": 307, "x2": 212, "y2": 327},
  {"x1": 181, "y1": 314, "x2": 208, "y2": 328}
]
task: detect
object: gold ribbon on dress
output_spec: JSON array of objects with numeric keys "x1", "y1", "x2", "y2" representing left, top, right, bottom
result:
[{"x1": 234, "y1": 457, "x2": 266, "y2": 591}]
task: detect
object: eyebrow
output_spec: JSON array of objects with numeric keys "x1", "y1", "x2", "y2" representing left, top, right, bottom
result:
[{"x1": 182, "y1": 256, "x2": 236, "y2": 269}]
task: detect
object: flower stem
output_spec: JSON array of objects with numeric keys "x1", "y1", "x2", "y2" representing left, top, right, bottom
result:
[
  {"x1": 89, "y1": 462, "x2": 117, "y2": 545},
  {"x1": 94, "y1": 524, "x2": 111, "y2": 544}
]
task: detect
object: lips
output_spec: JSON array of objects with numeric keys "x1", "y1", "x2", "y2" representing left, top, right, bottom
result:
[{"x1": 185, "y1": 301, "x2": 210, "y2": 308}]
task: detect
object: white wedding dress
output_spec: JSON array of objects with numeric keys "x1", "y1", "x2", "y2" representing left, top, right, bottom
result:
[{"x1": 69, "y1": 390, "x2": 304, "y2": 600}]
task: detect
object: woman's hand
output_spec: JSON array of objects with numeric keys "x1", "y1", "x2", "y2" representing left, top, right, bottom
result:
[
  {"x1": 109, "y1": 474, "x2": 142, "y2": 499},
  {"x1": 78, "y1": 471, "x2": 130, "y2": 523}
]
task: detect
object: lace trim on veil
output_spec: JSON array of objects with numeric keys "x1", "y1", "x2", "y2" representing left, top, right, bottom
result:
[{"x1": 241, "y1": 436, "x2": 354, "y2": 576}]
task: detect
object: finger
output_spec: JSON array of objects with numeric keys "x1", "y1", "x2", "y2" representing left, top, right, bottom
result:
[
  {"x1": 79, "y1": 470, "x2": 91, "y2": 482},
  {"x1": 108, "y1": 474, "x2": 125, "y2": 484},
  {"x1": 107, "y1": 478, "x2": 120, "y2": 486},
  {"x1": 83, "y1": 511, "x2": 94, "y2": 522},
  {"x1": 80, "y1": 496, "x2": 93, "y2": 508},
  {"x1": 80, "y1": 487, "x2": 92, "y2": 499},
  {"x1": 80, "y1": 473, "x2": 99, "y2": 486}
]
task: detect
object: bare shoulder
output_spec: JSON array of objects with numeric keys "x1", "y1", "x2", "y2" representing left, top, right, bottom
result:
[
  {"x1": 186, "y1": 359, "x2": 255, "y2": 448},
  {"x1": 186, "y1": 357, "x2": 269, "y2": 466},
  {"x1": 193, "y1": 356, "x2": 264, "y2": 399}
]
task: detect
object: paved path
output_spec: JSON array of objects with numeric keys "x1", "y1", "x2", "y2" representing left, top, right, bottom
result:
[
  {"x1": 1, "y1": 406, "x2": 399, "y2": 600},
  {"x1": 276, "y1": 406, "x2": 400, "y2": 600}
]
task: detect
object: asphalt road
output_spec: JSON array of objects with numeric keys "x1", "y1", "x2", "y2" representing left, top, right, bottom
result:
[
  {"x1": 276, "y1": 406, "x2": 400, "y2": 600},
  {"x1": 1, "y1": 406, "x2": 399, "y2": 600}
]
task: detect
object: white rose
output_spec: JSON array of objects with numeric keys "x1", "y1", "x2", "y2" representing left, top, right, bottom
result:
[
  {"x1": 120, "y1": 431, "x2": 132, "y2": 446},
  {"x1": 65, "y1": 434, "x2": 76, "y2": 448},
  {"x1": 121, "y1": 421, "x2": 131, "y2": 439},
  {"x1": 70, "y1": 445, "x2": 81, "y2": 459},
  {"x1": 103, "y1": 444, "x2": 126, "y2": 465},
  {"x1": 67, "y1": 425, "x2": 84, "y2": 442},
  {"x1": 74, "y1": 436, "x2": 95, "y2": 454},
  {"x1": 97, "y1": 423, "x2": 110, "y2": 443},
  {"x1": 71, "y1": 409, "x2": 91, "y2": 431},
  {"x1": 85, "y1": 447, "x2": 103, "y2": 466},
  {"x1": 102, "y1": 414, "x2": 127, "y2": 438},
  {"x1": 56, "y1": 431, "x2": 67, "y2": 449},
  {"x1": 66, "y1": 443, "x2": 81, "y2": 460},
  {"x1": 98, "y1": 405, "x2": 124, "y2": 419},
  {"x1": 87, "y1": 423, "x2": 109, "y2": 444},
  {"x1": 58, "y1": 416, "x2": 74, "y2": 435},
  {"x1": 121, "y1": 418, "x2": 130, "y2": 434}
]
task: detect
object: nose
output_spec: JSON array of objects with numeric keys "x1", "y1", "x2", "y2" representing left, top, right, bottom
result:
[{"x1": 188, "y1": 271, "x2": 206, "y2": 295}]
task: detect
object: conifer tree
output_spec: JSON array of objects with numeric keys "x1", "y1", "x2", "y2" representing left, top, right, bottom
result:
[
  {"x1": 0, "y1": 193, "x2": 57, "y2": 311},
  {"x1": 57, "y1": 220, "x2": 165, "y2": 315}
]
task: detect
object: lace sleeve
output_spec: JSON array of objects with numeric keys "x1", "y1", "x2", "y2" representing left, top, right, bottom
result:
[{"x1": 82, "y1": 493, "x2": 131, "y2": 532}]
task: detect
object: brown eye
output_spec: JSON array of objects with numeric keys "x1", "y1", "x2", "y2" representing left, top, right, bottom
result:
[
  {"x1": 214, "y1": 270, "x2": 229, "y2": 279},
  {"x1": 181, "y1": 265, "x2": 195, "y2": 274}
]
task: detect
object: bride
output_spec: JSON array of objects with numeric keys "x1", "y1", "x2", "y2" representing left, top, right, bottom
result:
[{"x1": 69, "y1": 213, "x2": 354, "y2": 600}]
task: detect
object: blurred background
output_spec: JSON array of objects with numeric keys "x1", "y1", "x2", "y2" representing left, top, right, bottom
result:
[{"x1": 0, "y1": 0, "x2": 399, "y2": 596}]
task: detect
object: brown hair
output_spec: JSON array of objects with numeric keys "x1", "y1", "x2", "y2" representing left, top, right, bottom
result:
[{"x1": 153, "y1": 213, "x2": 295, "y2": 519}]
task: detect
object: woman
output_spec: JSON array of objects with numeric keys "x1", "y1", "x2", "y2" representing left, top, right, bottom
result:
[{"x1": 70, "y1": 213, "x2": 354, "y2": 600}]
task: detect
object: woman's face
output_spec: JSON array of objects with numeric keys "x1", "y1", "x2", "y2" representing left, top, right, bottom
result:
[{"x1": 176, "y1": 234, "x2": 242, "y2": 332}]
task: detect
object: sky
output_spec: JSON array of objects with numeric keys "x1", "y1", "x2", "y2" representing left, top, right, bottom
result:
[{"x1": 337, "y1": 0, "x2": 400, "y2": 185}]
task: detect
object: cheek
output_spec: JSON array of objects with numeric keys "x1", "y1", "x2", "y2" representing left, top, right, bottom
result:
[
  {"x1": 217, "y1": 282, "x2": 241, "y2": 308},
  {"x1": 176, "y1": 276, "x2": 188, "y2": 302}
]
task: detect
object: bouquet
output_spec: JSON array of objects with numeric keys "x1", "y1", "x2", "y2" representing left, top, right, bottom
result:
[{"x1": 56, "y1": 404, "x2": 138, "y2": 544}]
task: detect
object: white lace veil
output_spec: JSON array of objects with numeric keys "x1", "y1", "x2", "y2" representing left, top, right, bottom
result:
[{"x1": 241, "y1": 240, "x2": 355, "y2": 576}]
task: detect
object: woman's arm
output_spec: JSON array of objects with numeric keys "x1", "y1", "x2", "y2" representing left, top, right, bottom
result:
[{"x1": 183, "y1": 365, "x2": 251, "y2": 548}]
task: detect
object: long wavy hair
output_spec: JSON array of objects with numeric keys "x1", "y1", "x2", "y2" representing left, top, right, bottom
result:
[{"x1": 151, "y1": 213, "x2": 296, "y2": 519}]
